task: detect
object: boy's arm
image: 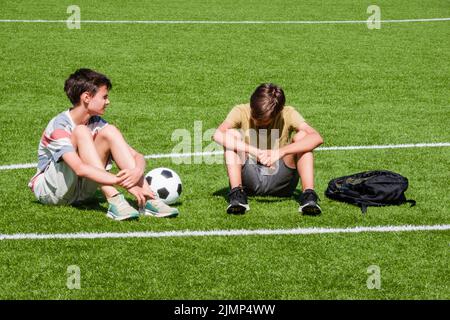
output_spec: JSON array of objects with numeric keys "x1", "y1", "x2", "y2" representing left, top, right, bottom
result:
[
  {"x1": 258, "y1": 122, "x2": 323, "y2": 167},
  {"x1": 115, "y1": 145, "x2": 146, "y2": 189},
  {"x1": 62, "y1": 152, "x2": 124, "y2": 185},
  {"x1": 280, "y1": 122, "x2": 323, "y2": 156},
  {"x1": 213, "y1": 121, "x2": 258, "y2": 157}
]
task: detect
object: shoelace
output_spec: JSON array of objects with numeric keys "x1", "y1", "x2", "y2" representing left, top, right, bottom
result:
[
  {"x1": 301, "y1": 191, "x2": 319, "y2": 203},
  {"x1": 117, "y1": 198, "x2": 132, "y2": 210},
  {"x1": 150, "y1": 198, "x2": 170, "y2": 210},
  {"x1": 229, "y1": 187, "x2": 247, "y2": 203},
  {"x1": 152, "y1": 198, "x2": 164, "y2": 209}
]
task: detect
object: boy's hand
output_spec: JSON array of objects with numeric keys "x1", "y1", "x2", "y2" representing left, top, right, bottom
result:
[
  {"x1": 116, "y1": 168, "x2": 144, "y2": 189},
  {"x1": 127, "y1": 185, "x2": 154, "y2": 207},
  {"x1": 257, "y1": 149, "x2": 284, "y2": 168},
  {"x1": 257, "y1": 150, "x2": 274, "y2": 167},
  {"x1": 143, "y1": 184, "x2": 156, "y2": 200},
  {"x1": 115, "y1": 173, "x2": 128, "y2": 186},
  {"x1": 248, "y1": 146, "x2": 259, "y2": 158}
]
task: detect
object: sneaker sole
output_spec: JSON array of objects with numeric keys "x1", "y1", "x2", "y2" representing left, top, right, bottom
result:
[
  {"x1": 299, "y1": 202, "x2": 322, "y2": 216},
  {"x1": 106, "y1": 211, "x2": 140, "y2": 221},
  {"x1": 227, "y1": 203, "x2": 250, "y2": 215},
  {"x1": 141, "y1": 210, "x2": 179, "y2": 218}
]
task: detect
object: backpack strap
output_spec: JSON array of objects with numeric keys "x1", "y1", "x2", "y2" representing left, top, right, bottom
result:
[
  {"x1": 406, "y1": 199, "x2": 416, "y2": 207},
  {"x1": 360, "y1": 200, "x2": 415, "y2": 214},
  {"x1": 360, "y1": 204, "x2": 368, "y2": 214}
]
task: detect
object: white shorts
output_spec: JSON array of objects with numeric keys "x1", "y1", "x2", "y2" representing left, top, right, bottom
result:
[{"x1": 32, "y1": 161, "x2": 99, "y2": 205}]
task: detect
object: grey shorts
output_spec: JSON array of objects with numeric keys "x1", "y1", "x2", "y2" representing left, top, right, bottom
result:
[
  {"x1": 32, "y1": 160, "x2": 100, "y2": 205},
  {"x1": 241, "y1": 158, "x2": 299, "y2": 197}
]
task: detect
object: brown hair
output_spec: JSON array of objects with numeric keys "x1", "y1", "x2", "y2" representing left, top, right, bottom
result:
[
  {"x1": 64, "y1": 68, "x2": 112, "y2": 105},
  {"x1": 250, "y1": 83, "x2": 285, "y2": 121}
]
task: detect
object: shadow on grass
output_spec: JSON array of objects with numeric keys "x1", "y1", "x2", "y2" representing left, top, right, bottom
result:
[
  {"x1": 32, "y1": 190, "x2": 106, "y2": 213},
  {"x1": 126, "y1": 195, "x2": 184, "y2": 209},
  {"x1": 212, "y1": 187, "x2": 229, "y2": 200},
  {"x1": 30, "y1": 190, "x2": 183, "y2": 221},
  {"x1": 213, "y1": 187, "x2": 301, "y2": 203}
]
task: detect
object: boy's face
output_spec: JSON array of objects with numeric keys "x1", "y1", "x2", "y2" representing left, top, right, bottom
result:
[{"x1": 86, "y1": 85, "x2": 110, "y2": 116}]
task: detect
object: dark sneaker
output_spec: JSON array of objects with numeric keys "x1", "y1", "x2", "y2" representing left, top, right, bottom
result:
[
  {"x1": 227, "y1": 186, "x2": 250, "y2": 214},
  {"x1": 299, "y1": 189, "x2": 322, "y2": 215}
]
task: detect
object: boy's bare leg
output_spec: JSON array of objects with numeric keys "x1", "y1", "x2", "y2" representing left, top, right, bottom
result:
[
  {"x1": 283, "y1": 130, "x2": 321, "y2": 214},
  {"x1": 94, "y1": 125, "x2": 135, "y2": 170},
  {"x1": 223, "y1": 129, "x2": 249, "y2": 214},
  {"x1": 93, "y1": 125, "x2": 149, "y2": 192},
  {"x1": 225, "y1": 149, "x2": 244, "y2": 188},
  {"x1": 93, "y1": 125, "x2": 154, "y2": 203},
  {"x1": 93, "y1": 125, "x2": 177, "y2": 218},
  {"x1": 72, "y1": 124, "x2": 144, "y2": 220},
  {"x1": 71, "y1": 125, "x2": 119, "y2": 198},
  {"x1": 224, "y1": 129, "x2": 247, "y2": 189},
  {"x1": 283, "y1": 131, "x2": 315, "y2": 191},
  {"x1": 73, "y1": 124, "x2": 148, "y2": 197}
]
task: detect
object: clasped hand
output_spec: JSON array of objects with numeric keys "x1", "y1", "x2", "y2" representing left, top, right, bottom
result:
[
  {"x1": 256, "y1": 149, "x2": 284, "y2": 168},
  {"x1": 115, "y1": 168, "x2": 155, "y2": 207}
]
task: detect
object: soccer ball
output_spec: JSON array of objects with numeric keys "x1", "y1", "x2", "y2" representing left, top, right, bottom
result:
[{"x1": 145, "y1": 168, "x2": 182, "y2": 205}]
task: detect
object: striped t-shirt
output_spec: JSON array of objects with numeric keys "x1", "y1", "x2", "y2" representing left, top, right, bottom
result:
[{"x1": 28, "y1": 110, "x2": 108, "y2": 187}]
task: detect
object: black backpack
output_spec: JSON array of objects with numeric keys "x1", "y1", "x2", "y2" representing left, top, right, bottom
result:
[{"x1": 325, "y1": 170, "x2": 416, "y2": 213}]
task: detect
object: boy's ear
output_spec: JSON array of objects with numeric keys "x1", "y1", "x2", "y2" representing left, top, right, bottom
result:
[{"x1": 80, "y1": 91, "x2": 91, "y2": 104}]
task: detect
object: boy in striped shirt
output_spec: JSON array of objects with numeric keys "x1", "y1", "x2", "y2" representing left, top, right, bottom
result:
[{"x1": 28, "y1": 68, "x2": 179, "y2": 220}]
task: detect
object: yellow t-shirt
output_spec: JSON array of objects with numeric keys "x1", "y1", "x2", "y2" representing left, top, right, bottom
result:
[{"x1": 224, "y1": 103, "x2": 305, "y2": 150}]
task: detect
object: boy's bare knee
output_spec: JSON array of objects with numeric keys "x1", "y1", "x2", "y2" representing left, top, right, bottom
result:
[
  {"x1": 97, "y1": 124, "x2": 120, "y2": 141},
  {"x1": 72, "y1": 125, "x2": 92, "y2": 141},
  {"x1": 71, "y1": 125, "x2": 93, "y2": 147},
  {"x1": 283, "y1": 154, "x2": 297, "y2": 169},
  {"x1": 73, "y1": 125, "x2": 90, "y2": 135}
]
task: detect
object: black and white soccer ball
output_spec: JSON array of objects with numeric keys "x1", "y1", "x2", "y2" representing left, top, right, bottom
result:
[{"x1": 145, "y1": 168, "x2": 182, "y2": 205}]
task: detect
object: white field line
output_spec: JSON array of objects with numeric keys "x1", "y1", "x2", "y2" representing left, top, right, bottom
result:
[
  {"x1": 0, "y1": 18, "x2": 449, "y2": 24},
  {"x1": 0, "y1": 224, "x2": 449, "y2": 241},
  {"x1": 1, "y1": 142, "x2": 449, "y2": 171}
]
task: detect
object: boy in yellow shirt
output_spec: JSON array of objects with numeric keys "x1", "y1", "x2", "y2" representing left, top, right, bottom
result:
[{"x1": 213, "y1": 83, "x2": 323, "y2": 215}]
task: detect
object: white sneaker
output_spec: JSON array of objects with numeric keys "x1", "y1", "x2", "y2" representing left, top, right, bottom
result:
[
  {"x1": 140, "y1": 198, "x2": 179, "y2": 218},
  {"x1": 106, "y1": 193, "x2": 140, "y2": 221}
]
